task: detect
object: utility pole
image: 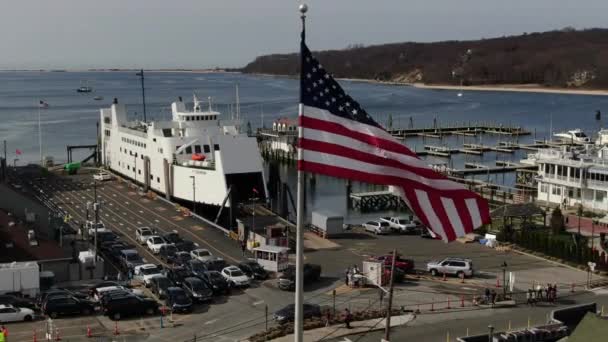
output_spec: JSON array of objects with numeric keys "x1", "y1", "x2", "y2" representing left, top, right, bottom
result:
[
  {"x1": 384, "y1": 249, "x2": 397, "y2": 341},
  {"x1": 93, "y1": 181, "x2": 99, "y2": 265},
  {"x1": 190, "y1": 176, "x2": 196, "y2": 214}
]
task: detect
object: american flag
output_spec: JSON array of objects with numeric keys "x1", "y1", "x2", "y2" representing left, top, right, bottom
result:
[{"x1": 298, "y1": 42, "x2": 491, "y2": 242}]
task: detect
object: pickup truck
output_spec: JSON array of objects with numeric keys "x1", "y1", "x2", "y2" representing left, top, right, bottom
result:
[
  {"x1": 379, "y1": 217, "x2": 418, "y2": 234},
  {"x1": 374, "y1": 254, "x2": 415, "y2": 273}
]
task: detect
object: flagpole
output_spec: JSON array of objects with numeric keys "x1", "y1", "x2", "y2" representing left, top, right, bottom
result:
[
  {"x1": 295, "y1": 4, "x2": 308, "y2": 342},
  {"x1": 38, "y1": 103, "x2": 42, "y2": 165}
]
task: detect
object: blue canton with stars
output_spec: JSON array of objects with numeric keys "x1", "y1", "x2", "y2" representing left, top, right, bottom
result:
[{"x1": 300, "y1": 42, "x2": 382, "y2": 129}]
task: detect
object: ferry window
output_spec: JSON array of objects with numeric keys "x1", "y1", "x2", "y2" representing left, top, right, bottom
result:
[
  {"x1": 214, "y1": 144, "x2": 220, "y2": 151},
  {"x1": 203, "y1": 145, "x2": 210, "y2": 153},
  {"x1": 187, "y1": 117, "x2": 191, "y2": 121},
  {"x1": 135, "y1": 153, "x2": 138, "y2": 158},
  {"x1": 157, "y1": 177, "x2": 160, "y2": 183},
  {"x1": 144, "y1": 144, "x2": 146, "y2": 148},
  {"x1": 160, "y1": 148, "x2": 163, "y2": 153},
  {"x1": 194, "y1": 145, "x2": 201, "y2": 154},
  {"x1": 574, "y1": 168, "x2": 580, "y2": 179},
  {"x1": 150, "y1": 175, "x2": 153, "y2": 180},
  {"x1": 153, "y1": 138, "x2": 156, "y2": 142},
  {"x1": 185, "y1": 146, "x2": 192, "y2": 154},
  {"x1": 540, "y1": 184, "x2": 548, "y2": 193},
  {"x1": 577, "y1": 189, "x2": 581, "y2": 198},
  {"x1": 602, "y1": 174, "x2": 606, "y2": 182},
  {"x1": 127, "y1": 166, "x2": 130, "y2": 170},
  {"x1": 141, "y1": 155, "x2": 144, "y2": 160},
  {"x1": 598, "y1": 191, "x2": 606, "y2": 202},
  {"x1": 138, "y1": 170, "x2": 141, "y2": 175},
  {"x1": 120, "y1": 147, "x2": 122, "y2": 152}
]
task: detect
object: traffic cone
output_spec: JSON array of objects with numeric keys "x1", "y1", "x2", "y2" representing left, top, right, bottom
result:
[
  {"x1": 86, "y1": 326, "x2": 92, "y2": 338},
  {"x1": 55, "y1": 328, "x2": 61, "y2": 341},
  {"x1": 33, "y1": 329, "x2": 37, "y2": 342},
  {"x1": 442, "y1": 273, "x2": 447, "y2": 281},
  {"x1": 114, "y1": 321, "x2": 120, "y2": 336}
]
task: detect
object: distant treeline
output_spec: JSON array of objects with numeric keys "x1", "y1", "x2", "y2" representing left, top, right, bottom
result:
[{"x1": 241, "y1": 28, "x2": 608, "y2": 88}]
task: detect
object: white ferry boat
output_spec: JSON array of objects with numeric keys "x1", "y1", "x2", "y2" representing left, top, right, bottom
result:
[
  {"x1": 524, "y1": 144, "x2": 608, "y2": 211},
  {"x1": 99, "y1": 96, "x2": 267, "y2": 211},
  {"x1": 553, "y1": 129, "x2": 590, "y2": 144}
]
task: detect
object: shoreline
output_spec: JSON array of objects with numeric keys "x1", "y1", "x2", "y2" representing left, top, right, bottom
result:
[{"x1": 411, "y1": 83, "x2": 608, "y2": 96}]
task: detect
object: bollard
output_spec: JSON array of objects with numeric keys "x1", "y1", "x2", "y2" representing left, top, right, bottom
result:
[
  {"x1": 460, "y1": 295, "x2": 465, "y2": 307},
  {"x1": 507, "y1": 320, "x2": 511, "y2": 332},
  {"x1": 114, "y1": 321, "x2": 120, "y2": 335},
  {"x1": 527, "y1": 316, "x2": 531, "y2": 329},
  {"x1": 466, "y1": 328, "x2": 469, "y2": 337},
  {"x1": 160, "y1": 314, "x2": 164, "y2": 329},
  {"x1": 447, "y1": 297, "x2": 451, "y2": 310}
]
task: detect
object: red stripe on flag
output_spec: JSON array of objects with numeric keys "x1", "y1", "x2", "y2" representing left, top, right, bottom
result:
[
  {"x1": 299, "y1": 138, "x2": 444, "y2": 180},
  {"x1": 454, "y1": 198, "x2": 474, "y2": 235},
  {"x1": 427, "y1": 193, "x2": 457, "y2": 242},
  {"x1": 300, "y1": 116, "x2": 419, "y2": 158}
]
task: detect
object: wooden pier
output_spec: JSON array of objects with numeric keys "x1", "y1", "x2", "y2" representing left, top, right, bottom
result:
[
  {"x1": 388, "y1": 123, "x2": 530, "y2": 139},
  {"x1": 451, "y1": 161, "x2": 537, "y2": 176}
]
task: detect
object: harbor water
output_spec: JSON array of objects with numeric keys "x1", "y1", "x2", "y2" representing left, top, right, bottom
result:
[{"x1": 2, "y1": 71, "x2": 608, "y2": 223}]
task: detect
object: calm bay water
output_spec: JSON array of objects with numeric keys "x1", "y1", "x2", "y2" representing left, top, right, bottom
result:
[{"x1": 2, "y1": 71, "x2": 608, "y2": 222}]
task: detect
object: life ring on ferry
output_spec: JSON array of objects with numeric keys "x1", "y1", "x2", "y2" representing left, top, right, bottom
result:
[{"x1": 192, "y1": 154, "x2": 206, "y2": 161}]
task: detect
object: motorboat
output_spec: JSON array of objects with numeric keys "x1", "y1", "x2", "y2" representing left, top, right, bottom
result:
[{"x1": 553, "y1": 129, "x2": 590, "y2": 143}]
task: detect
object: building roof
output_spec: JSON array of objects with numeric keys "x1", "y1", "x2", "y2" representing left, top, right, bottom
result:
[
  {"x1": 0, "y1": 210, "x2": 69, "y2": 263},
  {"x1": 490, "y1": 203, "x2": 545, "y2": 218},
  {"x1": 567, "y1": 313, "x2": 608, "y2": 342},
  {"x1": 274, "y1": 117, "x2": 297, "y2": 126}
]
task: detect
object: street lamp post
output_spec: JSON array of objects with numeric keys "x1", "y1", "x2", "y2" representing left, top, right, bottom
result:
[
  {"x1": 502, "y1": 261, "x2": 508, "y2": 298},
  {"x1": 190, "y1": 176, "x2": 196, "y2": 214}
]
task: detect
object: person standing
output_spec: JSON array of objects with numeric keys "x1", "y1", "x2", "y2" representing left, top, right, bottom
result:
[
  {"x1": 490, "y1": 290, "x2": 497, "y2": 306},
  {"x1": 343, "y1": 308, "x2": 353, "y2": 329},
  {"x1": 241, "y1": 240, "x2": 247, "y2": 256},
  {"x1": 0, "y1": 325, "x2": 7, "y2": 342},
  {"x1": 484, "y1": 288, "x2": 491, "y2": 304}
]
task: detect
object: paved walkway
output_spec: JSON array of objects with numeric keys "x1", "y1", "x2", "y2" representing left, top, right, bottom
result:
[{"x1": 269, "y1": 314, "x2": 415, "y2": 342}]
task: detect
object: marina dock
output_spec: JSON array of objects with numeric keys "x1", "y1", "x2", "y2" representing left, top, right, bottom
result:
[{"x1": 388, "y1": 123, "x2": 530, "y2": 138}]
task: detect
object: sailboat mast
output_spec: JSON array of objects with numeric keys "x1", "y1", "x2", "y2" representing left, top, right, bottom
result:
[{"x1": 139, "y1": 69, "x2": 147, "y2": 122}]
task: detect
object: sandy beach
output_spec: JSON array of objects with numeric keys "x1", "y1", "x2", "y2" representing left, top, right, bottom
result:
[{"x1": 411, "y1": 83, "x2": 608, "y2": 96}]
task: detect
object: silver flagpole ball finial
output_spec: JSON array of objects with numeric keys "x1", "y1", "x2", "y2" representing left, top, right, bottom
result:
[{"x1": 299, "y1": 3, "x2": 308, "y2": 14}]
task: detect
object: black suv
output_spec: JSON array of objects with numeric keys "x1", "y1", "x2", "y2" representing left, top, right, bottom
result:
[
  {"x1": 182, "y1": 277, "x2": 213, "y2": 302},
  {"x1": 274, "y1": 303, "x2": 321, "y2": 324},
  {"x1": 164, "y1": 266, "x2": 191, "y2": 287},
  {"x1": 43, "y1": 296, "x2": 95, "y2": 318},
  {"x1": 0, "y1": 294, "x2": 36, "y2": 309},
  {"x1": 238, "y1": 261, "x2": 268, "y2": 280},
  {"x1": 187, "y1": 259, "x2": 207, "y2": 277},
  {"x1": 199, "y1": 271, "x2": 230, "y2": 295},
  {"x1": 150, "y1": 275, "x2": 173, "y2": 299},
  {"x1": 165, "y1": 287, "x2": 193, "y2": 313},
  {"x1": 278, "y1": 264, "x2": 322, "y2": 291},
  {"x1": 159, "y1": 244, "x2": 179, "y2": 263},
  {"x1": 103, "y1": 295, "x2": 159, "y2": 320}
]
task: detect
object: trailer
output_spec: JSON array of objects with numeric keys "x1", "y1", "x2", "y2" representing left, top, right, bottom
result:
[
  {"x1": 310, "y1": 211, "x2": 343, "y2": 237},
  {"x1": 0, "y1": 261, "x2": 40, "y2": 297}
]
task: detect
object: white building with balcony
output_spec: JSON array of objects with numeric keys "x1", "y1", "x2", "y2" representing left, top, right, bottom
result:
[{"x1": 524, "y1": 145, "x2": 608, "y2": 211}]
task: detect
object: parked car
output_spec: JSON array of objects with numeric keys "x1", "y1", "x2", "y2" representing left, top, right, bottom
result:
[
  {"x1": 93, "y1": 172, "x2": 112, "y2": 181},
  {"x1": 273, "y1": 303, "x2": 321, "y2": 324},
  {"x1": 147, "y1": 236, "x2": 170, "y2": 254},
  {"x1": 159, "y1": 244, "x2": 179, "y2": 263},
  {"x1": 238, "y1": 261, "x2": 268, "y2": 280},
  {"x1": 278, "y1": 264, "x2": 321, "y2": 291},
  {"x1": 0, "y1": 294, "x2": 36, "y2": 310},
  {"x1": 163, "y1": 232, "x2": 183, "y2": 244},
  {"x1": 42, "y1": 296, "x2": 95, "y2": 318},
  {"x1": 186, "y1": 259, "x2": 207, "y2": 278},
  {"x1": 107, "y1": 242, "x2": 136, "y2": 263},
  {"x1": 363, "y1": 221, "x2": 391, "y2": 235},
  {"x1": 37, "y1": 289, "x2": 88, "y2": 308},
  {"x1": 93, "y1": 231, "x2": 118, "y2": 246},
  {"x1": 170, "y1": 251, "x2": 192, "y2": 266},
  {"x1": 0, "y1": 304, "x2": 35, "y2": 322},
  {"x1": 149, "y1": 275, "x2": 174, "y2": 299},
  {"x1": 85, "y1": 221, "x2": 108, "y2": 237},
  {"x1": 181, "y1": 277, "x2": 213, "y2": 303},
  {"x1": 426, "y1": 257, "x2": 474, "y2": 278},
  {"x1": 119, "y1": 249, "x2": 144, "y2": 271},
  {"x1": 102, "y1": 295, "x2": 159, "y2": 320},
  {"x1": 379, "y1": 217, "x2": 418, "y2": 234},
  {"x1": 165, "y1": 287, "x2": 193, "y2": 313},
  {"x1": 175, "y1": 240, "x2": 196, "y2": 253},
  {"x1": 164, "y1": 266, "x2": 191, "y2": 287},
  {"x1": 202, "y1": 256, "x2": 227, "y2": 272},
  {"x1": 374, "y1": 254, "x2": 415, "y2": 273},
  {"x1": 221, "y1": 266, "x2": 250, "y2": 287},
  {"x1": 134, "y1": 264, "x2": 163, "y2": 287},
  {"x1": 89, "y1": 281, "x2": 127, "y2": 297},
  {"x1": 190, "y1": 248, "x2": 214, "y2": 262},
  {"x1": 135, "y1": 227, "x2": 154, "y2": 245},
  {"x1": 199, "y1": 271, "x2": 230, "y2": 295},
  {"x1": 94, "y1": 286, "x2": 143, "y2": 302}
]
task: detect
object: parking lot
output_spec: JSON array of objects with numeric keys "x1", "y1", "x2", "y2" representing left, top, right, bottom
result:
[{"x1": 4, "y1": 167, "x2": 601, "y2": 341}]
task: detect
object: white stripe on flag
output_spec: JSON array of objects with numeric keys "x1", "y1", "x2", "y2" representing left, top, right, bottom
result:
[
  {"x1": 441, "y1": 197, "x2": 466, "y2": 238},
  {"x1": 465, "y1": 198, "x2": 482, "y2": 228},
  {"x1": 415, "y1": 189, "x2": 447, "y2": 241},
  {"x1": 301, "y1": 149, "x2": 466, "y2": 191}
]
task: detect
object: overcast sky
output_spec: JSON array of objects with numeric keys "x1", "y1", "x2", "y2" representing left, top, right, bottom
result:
[{"x1": 0, "y1": 0, "x2": 606, "y2": 70}]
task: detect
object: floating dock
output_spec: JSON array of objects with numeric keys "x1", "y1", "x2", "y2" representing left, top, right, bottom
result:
[{"x1": 389, "y1": 124, "x2": 530, "y2": 138}]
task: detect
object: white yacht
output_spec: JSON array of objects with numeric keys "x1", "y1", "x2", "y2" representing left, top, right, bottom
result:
[
  {"x1": 553, "y1": 129, "x2": 590, "y2": 143},
  {"x1": 99, "y1": 95, "x2": 267, "y2": 211}
]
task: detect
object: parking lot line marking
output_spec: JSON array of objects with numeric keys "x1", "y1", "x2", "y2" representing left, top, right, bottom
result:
[
  {"x1": 139, "y1": 210, "x2": 144, "y2": 213},
  {"x1": 155, "y1": 219, "x2": 160, "y2": 222},
  {"x1": 204, "y1": 319, "x2": 218, "y2": 325},
  {"x1": 252, "y1": 300, "x2": 264, "y2": 306},
  {"x1": 119, "y1": 223, "x2": 124, "y2": 226},
  {"x1": 137, "y1": 221, "x2": 142, "y2": 225}
]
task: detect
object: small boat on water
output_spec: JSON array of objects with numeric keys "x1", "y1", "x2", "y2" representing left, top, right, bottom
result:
[
  {"x1": 553, "y1": 129, "x2": 590, "y2": 143},
  {"x1": 77, "y1": 80, "x2": 93, "y2": 93},
  {"x1": 94, "y1": 96, "x2": 104, "y2": 101}
]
